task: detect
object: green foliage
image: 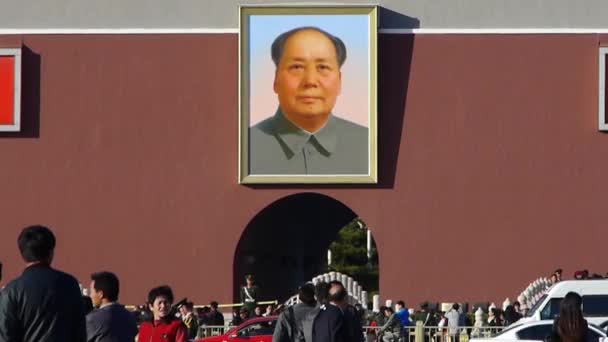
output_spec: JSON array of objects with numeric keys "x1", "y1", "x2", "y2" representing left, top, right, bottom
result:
[{"x1": 327, "y1": 218, "x2": 379, "y2": 293}]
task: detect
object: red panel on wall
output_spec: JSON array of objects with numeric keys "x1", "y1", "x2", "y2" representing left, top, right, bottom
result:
[{"x1": 0, "y1": 56, "x2": 15, "y2": 125}]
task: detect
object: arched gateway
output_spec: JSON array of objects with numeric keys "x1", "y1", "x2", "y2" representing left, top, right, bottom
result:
[{"x1": 233, "y1": 193, "x2": 377, "y2": 304}]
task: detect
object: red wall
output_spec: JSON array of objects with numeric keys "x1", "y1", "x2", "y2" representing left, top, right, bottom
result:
[{"x1": 0, "y1": 34, "x2": 605, "y2": 306}]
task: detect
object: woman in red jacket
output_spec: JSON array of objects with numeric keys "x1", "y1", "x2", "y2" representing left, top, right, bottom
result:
[{"x1": 138, "y1": 285, "x2": 188, "y2": 342}]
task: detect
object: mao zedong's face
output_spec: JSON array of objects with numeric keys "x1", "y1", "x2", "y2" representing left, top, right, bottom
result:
[{"x1": 274, "y1": 30, "x2": 342, "y2": 126}]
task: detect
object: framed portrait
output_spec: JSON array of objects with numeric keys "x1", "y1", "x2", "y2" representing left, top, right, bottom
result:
[{"x1": 239, "y1": 6, "x2": 378, "y2": 184}]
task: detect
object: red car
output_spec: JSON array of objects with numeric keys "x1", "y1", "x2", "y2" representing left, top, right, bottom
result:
[{"x1": 197, "y1": 316, "x2": 278, "y2": 342}]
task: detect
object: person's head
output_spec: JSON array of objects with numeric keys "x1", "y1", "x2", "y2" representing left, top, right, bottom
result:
[
  {"x1": 452, "y1": 303, "x2": 460, "y2": 311},
  {"x1": 265, "y1": 304, "x2": 274, "y2": 314},
  {"x1": 89, "y1": 271, "x2": 120, "y2": 307},
  {"x1": 245, "y1": 274, "x2": 254, "y2": 286},
  {"x1": 383, "y1": 307, "x2": 394, "y2": 317},
  {"x1": 179, "y1": 301, "x2": 194, "y2": 317},
  {"x1": 557, "y1": 292, "x2": 585, "y2": 341},
  {"x1": 395, "y1": 300, "x2": 405, "y2": 312},
  {"x1": 147, "y1": 285, "x2": 174, "y2": 320},
  {"x1": 550, "y1": 273, "x2": 559, "y2": 283},
  {"x1": 298, "y1": 282, "x2": 316, "y2": 306},
  {"x1": 554, "y1": 268, "x2": 563, "y2": 280},
  {"x1": 210, "y1": 301, "x2": 219, "y2": 311},
  {"x1": 513, "y1": 302, "x2": 521, "y2": 314},
  {"x1": 254, "y1": 306, "x2": 263, "y2": 316},
  {"x1": 421, "y1": 302, "x2": 429, "y2": 311},
  {"x1": 271, "y1": 27, "x2": 346, "y2": 129},
  {"x1": 240, "y1": 307, "x2": 249, "y2": 319},
  {"x1": 328, "y1": 280, "x2": 347, "y2": 306},
  {"x1": 519, "y1": 303, "x2": 528, "y2": 314},
  {"x1": 315, "y1": 282, "x2": 331, "y2": 305},
  {"x1": 18, "y1": 225, "x2": 56, "y2": 264}
]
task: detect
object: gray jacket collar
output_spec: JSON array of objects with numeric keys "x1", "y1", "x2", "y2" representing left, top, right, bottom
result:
[{"x1": 271, "y1": 109, "x2": 337, "y2": 159}]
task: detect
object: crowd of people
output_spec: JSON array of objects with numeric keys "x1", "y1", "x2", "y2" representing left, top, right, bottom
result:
[
  {"x1": 0, "y1": 225, "x2": 195, "y2": 342},
  {"x1": 550, "y1": 268, "x2": 608, "y2": 282},
  {"x1": 353, "y1": 301, "x2": 523, "y2": 342},
  {"x1": 0, "y1": 225, "x2": 600, "y2": 342}
]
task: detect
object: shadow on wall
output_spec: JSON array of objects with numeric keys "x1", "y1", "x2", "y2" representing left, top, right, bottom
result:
[
  {"x1": 377, "y1": 8, "x2": 419, "y2": 188},
  {"x1": 249, "y1": 8, "x2": 419, "y2": 189},
  {"x1": 0, "y1": 45, "x2": 41, "y2": 139},
  {"x1": 379, "y1": 6, "x2": 421, "y2": 29}
]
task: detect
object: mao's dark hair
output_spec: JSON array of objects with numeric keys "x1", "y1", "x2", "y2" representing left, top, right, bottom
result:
[{"x1": 271, "y1": 26, "x2": 347, "y2": 67}]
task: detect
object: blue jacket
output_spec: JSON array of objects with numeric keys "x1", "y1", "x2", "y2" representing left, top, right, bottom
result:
[{"x1": 396, "y1": 308, "x2": 410, "y2": 327}]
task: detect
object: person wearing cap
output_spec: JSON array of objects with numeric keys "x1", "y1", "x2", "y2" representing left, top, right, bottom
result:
[
  {"x1": 413, "y1": 302, "x2": 434, "y2": 326},
  {"x1": 240, "y1": 274, "x2": 260, "y2": 314},
  {"x1": 178, "y1": 301, "x2": 199, "y2": 340}
]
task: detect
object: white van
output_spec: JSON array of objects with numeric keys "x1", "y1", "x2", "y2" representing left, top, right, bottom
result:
[{"x1": 520, "y1": 280, "x2": 608, "y2": 327}]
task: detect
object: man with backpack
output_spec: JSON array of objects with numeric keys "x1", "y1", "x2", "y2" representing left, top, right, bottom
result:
[{"x1": 273, "y1": 283, "x2": 317, "y2": 342}]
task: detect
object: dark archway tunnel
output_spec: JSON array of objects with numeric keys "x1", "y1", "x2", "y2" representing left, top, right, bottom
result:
[{"x1": 233, "y1": 193, "x2": 358, "y2": 303}]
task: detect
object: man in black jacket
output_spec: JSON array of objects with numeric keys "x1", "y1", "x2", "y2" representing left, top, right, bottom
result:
[
  {"x1": 0, "y1": 225, "x2": 87, "y2": 342},
  {"x1": 311, "y1": 282, "x2": 346, "y2": 342},
  {"x1": 328, "y1": 281, "x2": 364, "y2": 342}
]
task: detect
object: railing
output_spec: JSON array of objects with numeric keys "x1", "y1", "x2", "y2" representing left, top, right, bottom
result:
[
  {"x1": 284, "y1": 271, "x2": 369, "y2": 307},
  {"x1": 362, "y1": 325, "x2": 507, "y2": 342},
  {"x1": 194, "y1": 300, "x2": 279, "y2": 310},
  {"x1": 193, "y1": 323, "x2": 507, "y2": 341},
  {"x1": 197, "y1": 325, "x2": 232, "y2": 339},
  {"x1": 126, "y1": 300, "x2": 279, "y2": 311}
]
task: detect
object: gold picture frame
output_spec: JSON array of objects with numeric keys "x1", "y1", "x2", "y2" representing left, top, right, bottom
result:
[{"x1": 239, "y1": 6, "x2": 378, "y2": 184}]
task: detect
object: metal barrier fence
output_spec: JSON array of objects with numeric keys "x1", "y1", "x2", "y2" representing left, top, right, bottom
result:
[
  {"x1": 194, "y1": 323, "x2": 507, "y2": 341},
  {"x1": 197, "y1": 325, "x2": 232, "y2": 339},
  {"x1": 194, "y1": 300, "x2": 279, "y2": 310},
  {"x1": 363, "y1": 325, "x2": 507, "y2": 342}
]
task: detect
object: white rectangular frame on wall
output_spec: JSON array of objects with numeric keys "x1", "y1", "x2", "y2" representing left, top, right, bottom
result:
[
  {"x1": 599, "y1": 48, "x2": 608, "y2": 131},
  {"x1": 0, "y1": 48, "x2": 21, "y2": 132}
]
